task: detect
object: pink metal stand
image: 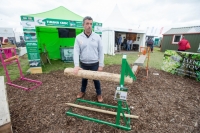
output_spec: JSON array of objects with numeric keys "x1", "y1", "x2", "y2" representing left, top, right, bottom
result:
[{"x1": 0, "y1": 47, "x2": 42, "y2": 91}]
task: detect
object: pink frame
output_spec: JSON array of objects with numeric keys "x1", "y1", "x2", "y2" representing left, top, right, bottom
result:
[{"x1": 0, "y1": 47, "x2": 42, "y2": 91}]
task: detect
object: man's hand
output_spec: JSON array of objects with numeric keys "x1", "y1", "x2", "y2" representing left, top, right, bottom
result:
[
  {"x1": 98, "y1": 66, "x2": 103, "y2": 71},
  {"x1": 74, "y1": 66, "x2": 82, "y2": 75}
]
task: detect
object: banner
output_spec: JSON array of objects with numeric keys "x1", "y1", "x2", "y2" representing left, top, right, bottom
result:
[
  {"x1": 162, "y1": 50, "x2": 200, "y2": 81},
  {"x1": 21, "y1": 16, "x2": 42, "y2": 73}
]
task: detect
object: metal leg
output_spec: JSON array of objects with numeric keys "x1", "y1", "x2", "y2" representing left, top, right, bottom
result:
[
  {"x1": 46, "y1": 53, "x2": 51, "y2": 65},
  {"x1": 40, "y1": 56, "x2": 45, "y2": 66},
  {"x1": 16, "y1": 58, "x2": 24, "y2": 78}
]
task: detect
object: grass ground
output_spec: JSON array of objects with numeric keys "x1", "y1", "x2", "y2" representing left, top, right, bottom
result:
[{"x1": 0, "y1": 47, "x2": 164, "y2": 80}]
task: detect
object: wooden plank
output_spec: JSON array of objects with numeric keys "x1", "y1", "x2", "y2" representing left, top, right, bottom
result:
[
  {"x1": 30, "y1": 67, "x2": 42, "y2": 74},
  {"x1": 0, "y1": 123, "x2": 12, "y2": 133},
  {"x1": 65, "y1": 103, "x2": 139, "y2": 119},
  {"x1": 133, "y1": 55, "x2": 147, "y2": 66},
  {"x1": 2, "y1": 44, "x2": 16, "y2": 48}
]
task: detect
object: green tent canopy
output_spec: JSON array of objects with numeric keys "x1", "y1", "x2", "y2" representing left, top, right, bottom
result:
[{"x1": 24, "y1": 6, "x2": 83, "y2": 21}]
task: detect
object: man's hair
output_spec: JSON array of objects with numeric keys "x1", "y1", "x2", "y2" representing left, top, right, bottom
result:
[{"x1": 83, "y1": 16, "x2": 93, "y2": 24}]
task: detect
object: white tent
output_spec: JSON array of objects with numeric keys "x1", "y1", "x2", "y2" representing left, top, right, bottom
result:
[{"x1": 102, "y1": 5, "x2": 146, "y2": 55}]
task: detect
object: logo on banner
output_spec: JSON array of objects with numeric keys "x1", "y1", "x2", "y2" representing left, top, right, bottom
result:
[
  {"x1": 21, "y1": 21, "x2": 35, "y2": 29},
  {"x1": 37, "y1": 19, "x2": 43, "y2": 24},
  {"x1": 34, "y1": 18, "x2": 46, "y2": 26},
  {"x1": 26, "y1": 22, "x2": 31, "y2": 26},
  {"x1": 94, "y1": 26, "x2": 102, "y2": 32}
]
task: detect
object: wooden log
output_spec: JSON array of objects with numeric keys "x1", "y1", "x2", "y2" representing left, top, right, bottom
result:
[
  {"x1": 66, "y1": 103, "x2": 139, "y2": 119},
  {"x1": 64, "y1": 68, "x2": 133, "y2": 84}
]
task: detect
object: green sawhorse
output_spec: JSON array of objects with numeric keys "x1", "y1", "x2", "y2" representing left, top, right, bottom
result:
[{"x1": 65, "y1": 55, "x2": 138, "y2": 131}]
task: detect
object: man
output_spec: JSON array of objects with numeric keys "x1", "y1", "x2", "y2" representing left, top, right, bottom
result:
[
  {"x1": 178, "y1": 36, "x2": 188, "y2": 51},
  {"x1": 127, "y1": 38, "x2": 132, "y2": 51},
  {"x1": 122, "y1": 37, "x2": 127, "y2": 50},
  {"x1": 146, "y1": 38, "x2": 154, "y2": 53},
  {"x1": 73, "y1": 16, "x2": 104, "y2": 102},
  {"x1": 115, "y1": 35, "x2": 118, "y2": 46},
  {"x1": 117, "y1": 34, "x2": 122, "y2": 52}
]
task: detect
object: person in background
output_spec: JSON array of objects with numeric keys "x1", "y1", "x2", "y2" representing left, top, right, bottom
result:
[
  {"x1": 73, "y1": 16, "x2": 104, "y2": 102},
  {"x1": 146, "y1": 38, "x2": 154, "y2": 53},
  {"x1": 117, "y1": 34, "x2": 122, "y2": 52},
  {"x1": 127, "y1": 38, "x2": 132, "y2": 51},
  {"x1": 178, "y1": 36, "x2": 188, "y2": 51},
  {"x1": 115, "y1": 35, "x2": 118, "y2": 47},
  {"x1": 122, "y1": 37, "x2": 127, "y2": 50}
]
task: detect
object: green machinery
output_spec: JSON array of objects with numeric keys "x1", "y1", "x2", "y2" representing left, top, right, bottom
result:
[{"x1": 66, "y1": 55, "x2": 138, "y2": 131}]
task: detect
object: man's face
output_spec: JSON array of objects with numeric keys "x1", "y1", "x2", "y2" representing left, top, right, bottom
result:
[{"x1": 83, "y1": 19, "x2": 93, "y2": 33}]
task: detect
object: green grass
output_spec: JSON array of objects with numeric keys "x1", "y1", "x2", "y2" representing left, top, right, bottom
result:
[
  {"x1": 104, "y1": 47, "x2": 164, "y2": 70},
  {"x1": 148, "y1": 47, "x2": 165, "y2": 69},
  {"x1": 0, "y1": 47, "x2": 164, "y2": 80}
]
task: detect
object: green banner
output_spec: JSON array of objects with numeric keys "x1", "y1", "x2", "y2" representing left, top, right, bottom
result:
[
  {"x1": 93, "y1": 22, "x2": 102, "y2": 27},
  {"x1": 26, "y1": 42, "x2": 40, "y2": 60},
  {"x1": 162, "y1": 50, "x2": 200, "y2": 81},
  {"x1": 24, "y1": 31, "x2": 37, "y2": 42},
  {"x1": 23, "y1": 29, "x2": 36, "y2": 32},
  {"x1": 21, "y1": 16, "x2": 34, "y2": 21},
  {"x1": 21, "y1": 16, "x2": 102, "y2": 34},
  {"x1": 42, "y1": 18, "x2": 82, "y2": 28},
  {"x1": 41, "y1": 18, "x2": 102, "y2": 30}
]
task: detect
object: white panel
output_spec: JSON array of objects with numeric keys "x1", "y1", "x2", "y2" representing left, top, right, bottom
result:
[
  {"x1": 0, "y1": 114, "x2": 10, "y2": 126},
  {"x1": 0, "y1": 76, "x2": 11, "y2": 126},
  {"x1": 0, "y1": 77, "x2": 6, "y2": 101},
  {"x1": 0, "y1": 101, "x2": 9, "y2": 115},
  {"x1": 107, "y1": 30, "x2": 115, "y2": 55},
  {"x1": 18, "y1": 47, "x2": 27, "y2": 56}
]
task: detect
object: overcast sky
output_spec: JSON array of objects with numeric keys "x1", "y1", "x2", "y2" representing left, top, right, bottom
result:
[{"x1": 0, "y1": 0, "x2": 200, "y2": 33}]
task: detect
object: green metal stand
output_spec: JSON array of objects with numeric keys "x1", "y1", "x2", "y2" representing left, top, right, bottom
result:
[{"x1": 66, "y1": 55, "x2": 137, "y2": 131}]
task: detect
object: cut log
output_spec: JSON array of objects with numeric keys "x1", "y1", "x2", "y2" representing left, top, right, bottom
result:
[
  {"x1": 133, "y1": 55, "x2": 147, "y2": 66},
  {"x1": 64, "y1": 68, "x2": 133, "y2": 84},
  {"x1": 66, "y1": 103, "x2": 139, "y2": 119}
]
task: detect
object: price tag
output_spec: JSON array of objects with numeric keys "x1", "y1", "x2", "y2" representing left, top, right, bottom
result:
[{"x1": 114, "y1": 86, "x2": 128, "y2": 101}]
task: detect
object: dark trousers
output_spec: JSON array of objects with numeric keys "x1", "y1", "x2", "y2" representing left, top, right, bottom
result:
[
  {"x1": 147, "y1": 44, "x2": 153, "y2": 51},
  {"x1": 80, "y1": 62, "x2": 101, "y2": 95},
  {"x1": 178, "y1": 49, "x2": 185, "y2": 51},
  {"x1": 117, "y1": 43, "x2": 121, "y2": 52}
]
